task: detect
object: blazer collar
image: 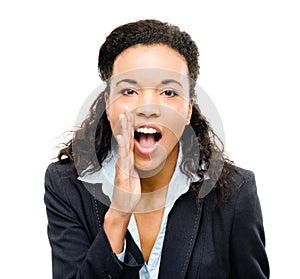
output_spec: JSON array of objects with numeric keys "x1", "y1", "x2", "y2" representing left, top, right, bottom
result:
[{"x1": 159, "y1": 192, "x2": 203, "y2": 279}]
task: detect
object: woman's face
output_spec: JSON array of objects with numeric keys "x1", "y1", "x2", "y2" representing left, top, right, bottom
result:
[{"x1": 106, "y1": 44, "x2": 192, "y2": 175}]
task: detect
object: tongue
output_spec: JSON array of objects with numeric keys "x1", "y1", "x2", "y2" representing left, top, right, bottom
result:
[{"x1": 139, "y1": 134, "x2": 156, "y2": 148}]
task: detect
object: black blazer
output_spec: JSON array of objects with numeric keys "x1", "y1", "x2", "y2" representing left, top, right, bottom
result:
[{"x1": 44, "y1": 160, "x2": 269, "y2": 278}]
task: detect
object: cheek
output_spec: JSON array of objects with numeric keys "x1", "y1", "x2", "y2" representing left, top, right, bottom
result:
[
  {"x1": 160, "y1": 105, "x2": 187, "y2": 139},
  {"x1": 162, "y1": 99, "x2": 190, "y2": 118},
  {"x1": 172, "y1": 95, "x2": 190, "y2": 113}
]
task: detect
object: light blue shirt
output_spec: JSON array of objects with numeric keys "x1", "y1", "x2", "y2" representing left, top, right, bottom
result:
[{"x1": 78, "y1": 144, "x2": 198, "y2": 278}]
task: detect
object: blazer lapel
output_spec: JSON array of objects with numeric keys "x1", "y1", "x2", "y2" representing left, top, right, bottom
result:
[{"x1": 159, "y1": 192, "x2": 203, "y2": 279}]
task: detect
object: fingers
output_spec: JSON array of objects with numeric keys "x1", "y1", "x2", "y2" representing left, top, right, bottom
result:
[
  {"x1": 116, "y1": 107, "x2": 134, "y2": 175},
  {"x1": 125, "y1": 106, "x2": 134, "y2": 152},
  {"x1": 113, "y1": 107, "x2": 141, "y2": 213},
  {"x1": 117, "y1": 114, "x2": 127, "y2": 157},
  {"x1": 119, "y1": 107, "x2": 134, "y2": 150}
]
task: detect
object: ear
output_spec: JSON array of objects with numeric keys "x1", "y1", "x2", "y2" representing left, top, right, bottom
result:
[{"x1": 104, "y1": 92, "x2": 110, "y2": 121}]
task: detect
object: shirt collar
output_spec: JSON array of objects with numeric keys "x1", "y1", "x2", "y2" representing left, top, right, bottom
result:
[{"x1": 78, "y1": 142, "x2": 199, "y2": 207}]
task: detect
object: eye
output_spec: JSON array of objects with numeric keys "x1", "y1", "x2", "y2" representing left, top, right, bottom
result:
[
  {"x1": 161, "y1": 89, "x2": 178, "y2": 97},
  {"x1": 120, "y1": 88, "x2": 137, "y2": 95}
]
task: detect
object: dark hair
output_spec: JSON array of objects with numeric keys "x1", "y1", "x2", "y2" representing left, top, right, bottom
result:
[
  {"x1": 59, "y1": 19, "x2": 242, "y2": 206},
  {"x1": 98, "y1": 19, "x2": 199, "y2": 82}
]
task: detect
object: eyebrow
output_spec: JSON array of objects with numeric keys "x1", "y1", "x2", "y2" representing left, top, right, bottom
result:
[
  {"x1": 115, "y1": 78, "x2": 183, "y2": 87},
  {"x1": 116, "y1": 79, "x2": 138, "y2": 86},
  {"x1": 161, "y1": 79, "x2": 183, "y2": 87}
]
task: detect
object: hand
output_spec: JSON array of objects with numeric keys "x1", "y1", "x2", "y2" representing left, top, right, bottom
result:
[
  {"x1": 111, "y1": 107, "x2": 141, "y2": 214},
  {"x1": 104, "y1": 107, "x2": 141, "y2": 254}
]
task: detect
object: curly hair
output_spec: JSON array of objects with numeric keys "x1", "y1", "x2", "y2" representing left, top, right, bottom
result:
[{"x1": 58, "y1": 19, "x2": 242, "y2": 206}]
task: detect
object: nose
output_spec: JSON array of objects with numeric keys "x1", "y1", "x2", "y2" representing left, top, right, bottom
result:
[{"x1": 135, "y1": 88, "x2": 161, "y2": 118}]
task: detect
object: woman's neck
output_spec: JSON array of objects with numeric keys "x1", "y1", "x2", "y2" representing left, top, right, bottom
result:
[
  {"x1": 134, "y1": 144, "x2": 179, "y2": 213},
  {"x1": 140, "y1": 143, "x2": 179, "y2": 193}
]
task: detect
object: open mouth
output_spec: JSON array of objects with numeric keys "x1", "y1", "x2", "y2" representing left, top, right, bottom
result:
[{"x1": 134, "y1": 126, "x2": 162, "y2": 155}]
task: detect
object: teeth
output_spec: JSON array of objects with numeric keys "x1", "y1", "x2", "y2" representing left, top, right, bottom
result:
[{"x1": 136, "y1": 127, "x2": 158, "y2": 134}]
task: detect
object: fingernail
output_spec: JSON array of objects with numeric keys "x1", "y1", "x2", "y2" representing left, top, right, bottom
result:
[{"x1": 119, "y1": 113, "x2": 125, "y2": 120}]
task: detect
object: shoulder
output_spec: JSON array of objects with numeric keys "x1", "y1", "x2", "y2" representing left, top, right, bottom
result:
[
  {"x1": 200, "y1": 166, "x2": 264, "y2": 239},
  {"x1": 230, "y1": 166, "x2": 258, "y2": 201},
  {"x1": 234, "y1": 166, "x2": 262, "y2": 213},
  {"x1": 221, "y1": 165, "x2": 263, "y2": 224},
  {"x1": 45, "y1": 159, "x2": 77, "y2": 182},
  {"x1": 219, "y1": 164, "x2": 258, "y2": 199},
  {"x1": 44, "y1": 159, "x2": 110, "y2": 212},
  {"x1": 202, "y1": 165, "x2": 259, "y2": 212},
  {"x1": 44, "y1": 159, "x2": 80, "y2": 199},
  {"x1": 45, "y1": 158, "x2": 76, "y2": 177}
]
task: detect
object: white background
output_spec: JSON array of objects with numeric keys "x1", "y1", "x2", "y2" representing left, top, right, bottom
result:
[{"x1": 1, "y1": 0, "x2": 299, "y2": 278}]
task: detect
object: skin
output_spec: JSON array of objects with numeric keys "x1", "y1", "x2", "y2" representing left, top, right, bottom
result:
[{"x1": 104, "y1": 44, "x2": 192, "y2": 262}]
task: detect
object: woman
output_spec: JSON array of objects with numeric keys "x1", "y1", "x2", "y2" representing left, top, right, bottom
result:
[{"x1": 44, "y1": 19, "x2": 269, "y2": 278}]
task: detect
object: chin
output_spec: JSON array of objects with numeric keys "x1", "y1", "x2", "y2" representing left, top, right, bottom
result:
[{"x1": 134, "y1": 155, "x2": 166, "y2": 179}]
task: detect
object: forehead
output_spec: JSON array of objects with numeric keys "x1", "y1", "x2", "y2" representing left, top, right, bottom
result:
[
  {"x1": 110, "y1": 69, "x2": 190, "y2": 89},
  {"x1": 112, "y1": 44, "x2": 189, "y2": 78}
]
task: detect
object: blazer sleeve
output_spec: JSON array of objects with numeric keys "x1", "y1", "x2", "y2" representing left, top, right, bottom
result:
[
  {"x1": 230, "y1": 171, "x2": 270, "y2": 278},
  {"x1": 44, "y1": 163, "x2": 144, "y2": 279}
]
